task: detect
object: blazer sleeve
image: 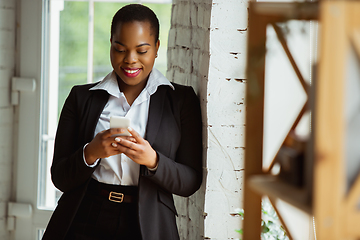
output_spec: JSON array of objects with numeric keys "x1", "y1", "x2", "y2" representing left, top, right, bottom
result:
[
  {"x1": 50, "y1": 86, "x2": 97, "y2": 193},
  {"x1": 143, "y1": 86, "x2": 203, "y2": 197}
]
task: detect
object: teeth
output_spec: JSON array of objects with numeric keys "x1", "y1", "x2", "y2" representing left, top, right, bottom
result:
[{"x1": 124, "y1": 69, "x2": 140, "y2": 74}]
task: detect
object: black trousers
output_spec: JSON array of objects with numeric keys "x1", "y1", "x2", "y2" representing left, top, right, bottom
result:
[{"x1": 65, "y1": 179, "x2": 142, "y2": 240}]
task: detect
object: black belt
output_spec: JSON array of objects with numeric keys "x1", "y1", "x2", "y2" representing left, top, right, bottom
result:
[{"x1": 88, "y1": 178, "x2": 138, "y2": 204}]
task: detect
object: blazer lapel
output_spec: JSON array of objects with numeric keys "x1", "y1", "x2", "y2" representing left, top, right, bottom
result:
[
  {"x1": 145, "y1": 86, "x2": 167, "y2": 146},
  {"x1": 83, "y1": 90, "x2": 109, "y2": 143}
]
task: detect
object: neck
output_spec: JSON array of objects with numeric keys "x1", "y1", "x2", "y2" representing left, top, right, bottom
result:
[{"x1": 117, "y1": 77, "x2": 148, "y2": 106}]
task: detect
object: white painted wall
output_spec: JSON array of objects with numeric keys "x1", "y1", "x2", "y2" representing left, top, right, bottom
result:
[
  {"x1": 0, "y1": 0, "x2": 16, "y2": 239},
  {"x1": 167, "y1": 0, "x2": 248, "y2": 239},
  {"x1": 204, "y1": 0, "x2": 247, "y2": 239}
]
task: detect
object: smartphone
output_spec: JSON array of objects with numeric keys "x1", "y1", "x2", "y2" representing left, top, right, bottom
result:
[{"x1": 110, "y1": 116, "x2": 131, "y2": 136}]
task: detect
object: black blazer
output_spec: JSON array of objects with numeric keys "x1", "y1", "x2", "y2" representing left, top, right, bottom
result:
[{"x1": 42, "y1": 82, "x2": 203, "y2": 240}]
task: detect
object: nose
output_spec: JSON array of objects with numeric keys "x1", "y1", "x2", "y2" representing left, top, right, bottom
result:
[{"x1": 124, "y1": 51, "x2": 137, "y2": 64}]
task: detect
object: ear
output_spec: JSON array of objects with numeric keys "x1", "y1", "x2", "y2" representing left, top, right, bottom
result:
[{"x1": 156, "y1": 39, "x2": 160, "y2": 52}]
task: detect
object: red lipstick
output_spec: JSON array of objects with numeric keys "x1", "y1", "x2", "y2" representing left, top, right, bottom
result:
[{"x1": 122, "y1": 67, "x2": 141, "y2": 78}]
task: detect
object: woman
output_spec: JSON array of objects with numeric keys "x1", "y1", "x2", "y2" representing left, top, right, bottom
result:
[{"x1": 42, "y1": 4, "x2": 203, "y2": 240}]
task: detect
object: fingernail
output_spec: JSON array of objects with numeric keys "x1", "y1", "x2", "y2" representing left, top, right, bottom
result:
[
  {"x1": 115, "y1": 137, "x2": 120, "y2": 142},
  {"x1": 128, "y1": 127, "x2": 132, "y2": 131}
]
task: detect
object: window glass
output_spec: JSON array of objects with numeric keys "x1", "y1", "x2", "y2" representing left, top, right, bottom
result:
[{"x1": 58, "y1": 1, "x2": 89, "y2": 112}]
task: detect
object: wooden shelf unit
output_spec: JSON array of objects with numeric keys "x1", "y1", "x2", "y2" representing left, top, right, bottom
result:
[
  {"x1": 248, "y1": 175, "x2": 311, "y2": 214},
  {"x1": 243, "y1": 1, "x2": 360, "y2": 240}
]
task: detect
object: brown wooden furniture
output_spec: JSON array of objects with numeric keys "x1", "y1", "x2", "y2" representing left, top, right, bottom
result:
[{"x1": 243, "y1": 1, "x2": 360, "y2": 239}]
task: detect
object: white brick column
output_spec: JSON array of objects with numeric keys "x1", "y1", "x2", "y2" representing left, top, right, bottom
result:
[
  {"x1": 204, "y1": 0, "x2": 248, "y2": 239},
  {"x1": 167, "y1": 0, "x2": 248, "y2": 239},
  {"x1": 0, "y1": 0, "x2": 16, "y2": 239},
  {"x1": 167, "y1": 0, "x2": 211, "y2": 239}
]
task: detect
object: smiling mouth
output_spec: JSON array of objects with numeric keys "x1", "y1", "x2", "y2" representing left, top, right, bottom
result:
[
  {"x1": 124, "y1": 68, "x2": 140, "y2": 74},
  {"x1": 122, "y1": 68, "x2": 141, "y2": 77}
]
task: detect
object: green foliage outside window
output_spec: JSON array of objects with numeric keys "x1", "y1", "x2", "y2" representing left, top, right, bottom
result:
[{"x1": 237, "y1": 199, "x2": 289, "y2": 240}]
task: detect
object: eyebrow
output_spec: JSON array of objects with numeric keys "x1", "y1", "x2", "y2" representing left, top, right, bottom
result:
[{"x1": 114, "y1": 41, "x2": 151, "y2": 47}]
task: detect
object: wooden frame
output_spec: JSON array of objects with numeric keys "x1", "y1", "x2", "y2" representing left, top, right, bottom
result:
[
  {"x1": 314, "y1": 1, "x2": 360, "y2": 239},
  {"x1": 244, "y1": 2, "x2": 317, "y2": 239},
  {"x1": 244, "y1": 1, "x2": 360, "y2": 239}
]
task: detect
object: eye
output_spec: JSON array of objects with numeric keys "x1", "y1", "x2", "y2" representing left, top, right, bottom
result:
[
  {"x1": 138, "y1": 51, "x2": 148, "y2": 54},
  {"x1": 114, "y1": 47, "x2": 125, "y2": 53}
]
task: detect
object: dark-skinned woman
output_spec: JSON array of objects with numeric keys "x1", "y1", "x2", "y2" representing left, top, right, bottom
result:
[{"x1": 42, "y1": 4, "x2": 202, "y2": 240}]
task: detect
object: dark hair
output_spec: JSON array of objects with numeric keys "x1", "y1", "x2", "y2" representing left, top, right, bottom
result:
[{"x1": 111, "y1": 4, "x2": 159, "y2": 43}]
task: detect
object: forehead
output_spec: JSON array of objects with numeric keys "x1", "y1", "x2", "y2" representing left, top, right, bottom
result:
[{"x1": 113, "y1": 21, "x2": 154, "y2": 38}]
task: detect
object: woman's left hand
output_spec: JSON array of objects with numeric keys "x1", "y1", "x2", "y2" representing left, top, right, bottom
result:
[{"x1": 114, "y1": 127, "x2": 158, "y2": 169}]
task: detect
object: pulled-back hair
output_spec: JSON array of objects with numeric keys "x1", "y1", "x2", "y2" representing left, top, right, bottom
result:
[{"x1": 111, "y1": 4, "x2": 159, "y2": 43}]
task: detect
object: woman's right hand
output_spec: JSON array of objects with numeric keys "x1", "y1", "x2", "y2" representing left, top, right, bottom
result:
[{"x1": 84, "y1": 128, "x2": 132, "y2": 165}]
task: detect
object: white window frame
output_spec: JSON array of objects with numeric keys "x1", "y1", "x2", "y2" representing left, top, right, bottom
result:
[{"x1": 14, "y1": 0, "x2": 51, "y2": 239}]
